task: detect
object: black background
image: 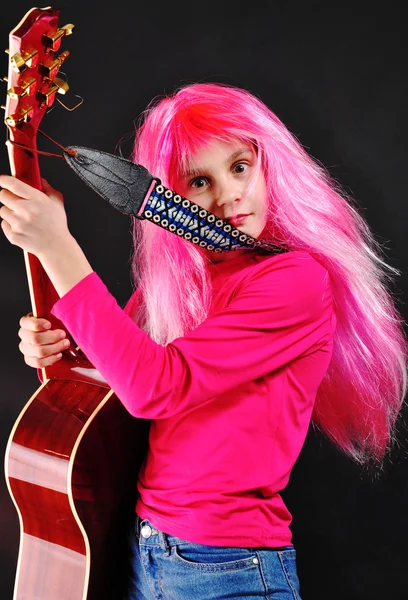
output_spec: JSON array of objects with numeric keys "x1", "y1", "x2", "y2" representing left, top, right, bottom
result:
[{"x1": 1, "y1": 2, "x2": 407, "y2": 599}]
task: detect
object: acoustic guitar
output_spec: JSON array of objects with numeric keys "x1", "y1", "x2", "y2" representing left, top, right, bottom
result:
[{"x1": 3, "y1": 8, "x2": 149, "y2": 599}]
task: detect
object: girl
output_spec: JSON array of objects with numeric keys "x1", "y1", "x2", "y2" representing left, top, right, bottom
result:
[{"x1": 1, "y1": 83, "x2": 407, "y2": 600}]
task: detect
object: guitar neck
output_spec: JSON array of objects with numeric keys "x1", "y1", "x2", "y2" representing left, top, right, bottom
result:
[
  {"x1": 7, "y1": 128, "x2": 61, "y2": 320},
  {"x1": 24, "y1": 253, "x2": 61, "y2": 323},
  {"x1": 7, "y1": 130, "x2": 68, "y2": 387}
]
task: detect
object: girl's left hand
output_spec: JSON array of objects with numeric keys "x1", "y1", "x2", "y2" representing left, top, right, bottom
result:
[{"x1": 0, "y1": 175, "x2": 72, "y2": 258}]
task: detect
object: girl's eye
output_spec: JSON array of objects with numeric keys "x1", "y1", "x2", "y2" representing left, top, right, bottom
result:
[
  {"x1": 190, "y1": 177, "x2": 209, "y2": 189},
  {"x1": 233, "y1": 162, "x2": 248, "y2": 174}
]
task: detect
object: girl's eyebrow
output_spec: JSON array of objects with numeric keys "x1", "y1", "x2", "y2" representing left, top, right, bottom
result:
[{"x1": 182, "y1": 148, "x2": 251, "y2": 180}]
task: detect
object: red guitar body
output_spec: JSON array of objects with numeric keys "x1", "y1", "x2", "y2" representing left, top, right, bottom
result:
[{"x1": 3, "y1": 8, "x2": 149, "y2": 599}]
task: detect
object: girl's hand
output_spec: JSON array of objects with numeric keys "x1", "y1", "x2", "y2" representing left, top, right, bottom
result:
[
  {"x1": 18, "y1": 314, "x2": 70, "y2": 368},
  {"x1": 0, "y1": 175, "x2": 72, "y2": 257}
]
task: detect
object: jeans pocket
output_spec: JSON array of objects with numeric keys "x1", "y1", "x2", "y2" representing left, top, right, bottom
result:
[
  {"x1": 172, "y1": 543, "x2": 259, "y2": 572},
  {"x1": 277, "y1": 549, "x2": 301, "y2": 600}
]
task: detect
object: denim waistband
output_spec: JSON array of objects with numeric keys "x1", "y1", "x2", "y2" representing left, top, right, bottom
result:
[
  {"x1": 135, "y1": 516, "x2": 193, "y2": 550},
  {"x1": 134, "y1": 515, "x2": 293, "y2": 552}
]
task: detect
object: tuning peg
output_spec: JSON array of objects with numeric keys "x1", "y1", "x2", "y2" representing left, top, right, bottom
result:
[
  {"x1": 43, "y1": 23, "x2": 75, "y2": 51},
  {"x1": 40, "y1": 50, "x2": 70, "y2": 79},
  {"x1": 1, "y1": 105, "x2": 6, "y2": 110},
  {"x1": 61, "y1": 24, "x2": 75, "y2": 36},
  {"x1": 10, "y1": 52, "x2": 25, "y2": 72},
  {"x1": 5, "y1": 49, "x2": 9, "y2": 55},
  {"x1": 3, "y1": 76, "x2": 8, "y2": 82},
  {"x1": 7, "y1": 76, "x2": 36, "y2": 99},
  {"x1": 5, "y1": 105, "x2": 34, "y2": 127},
  {"x1": 53, "y1": 76, "x2": 69, "y2": 95},
  {"x1": 38, "y1": 83, "x2": 60, "y2": 107},
  {"x1": 10, "y1": 49, "x2": 39, "y2": 73},
  {"x1": 7, "y1": 86, "x2": 22, "y2": 99}
]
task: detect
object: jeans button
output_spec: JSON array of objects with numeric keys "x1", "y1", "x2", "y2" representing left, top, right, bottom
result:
[{"x1": 141, "y1": 525, "x2": 152, "y2": 538}]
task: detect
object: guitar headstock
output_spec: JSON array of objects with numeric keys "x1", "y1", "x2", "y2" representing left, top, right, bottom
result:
[{"x1": 4, "y1": 7, "x2": 74, "y2": 161}]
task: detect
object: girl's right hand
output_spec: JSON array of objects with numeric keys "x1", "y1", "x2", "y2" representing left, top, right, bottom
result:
[{"x1": 18, "y1": 314, "x2": 70, "y2": 368}]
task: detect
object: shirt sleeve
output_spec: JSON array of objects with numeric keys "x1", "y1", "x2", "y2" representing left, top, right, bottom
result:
[
  {"x1": 51, "y1": 252, "x2": 333, "y2": 419},
  {"x1": 37, "y1": 284, "x2": 141, "y2": 384}
]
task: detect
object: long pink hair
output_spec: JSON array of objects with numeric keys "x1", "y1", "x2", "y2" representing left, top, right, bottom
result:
[{"x1": 130, "y1": 82, "x2": 407, "y2": 466}]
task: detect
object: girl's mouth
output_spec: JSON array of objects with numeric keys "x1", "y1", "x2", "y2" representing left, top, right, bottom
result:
[{"x1": 229, "y1": 214, "x2": 250, "y2": 227}]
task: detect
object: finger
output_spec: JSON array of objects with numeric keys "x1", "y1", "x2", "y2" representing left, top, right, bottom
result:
[
  {"x1": 0, "y1": 203, "x2": 18, "y2": 225},
  {"x1": 0, "y1": 187, "x2": 28, "y2": 210},
  {"x1": 19, "y1": 338, "x2": 70, "y2": 359},
  {"x1": 18, "y1": 327, "x2": 68, "y2": 345},
  {"x1": 1, "y1": 218, "x2": 13, "y2": 240},
  {"x1": 0, "y1": 218, "x2": 19, "y2": 248},
  {"x1": 24, "y1": 352, "x2": 63, "y2": 369},
  {"x1": 19, "y1": 314, "x2": 52, "y2": 331},
  {"x1": 0, "y1": 174, "x2": 43, "y2": 200}
]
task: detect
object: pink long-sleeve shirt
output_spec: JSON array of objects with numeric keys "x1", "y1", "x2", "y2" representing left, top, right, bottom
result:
[{"x1": 51, "y1": 250, "x2": 335, "y2": 548}]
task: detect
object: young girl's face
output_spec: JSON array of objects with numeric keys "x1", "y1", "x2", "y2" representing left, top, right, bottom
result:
[{"x1": 175, "y1": 138, "x2": 268, "y2": 260}]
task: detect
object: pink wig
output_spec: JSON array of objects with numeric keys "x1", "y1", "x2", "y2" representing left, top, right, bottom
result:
[{"x1": 130, "y1": 83, "x2": 407, "y2": 466}]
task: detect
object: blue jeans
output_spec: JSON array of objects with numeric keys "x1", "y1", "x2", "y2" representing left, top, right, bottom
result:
[{"x1": 126, "y1": 516, "x2": 302, "y2": 599}]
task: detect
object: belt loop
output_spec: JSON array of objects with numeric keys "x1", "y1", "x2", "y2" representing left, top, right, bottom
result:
[
  {"x1": 134, "y1": 515, "x2": 140, "y2": 537},
  {"x1": 159, "y1": 531, "x2": 170, "y2": 555}
]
